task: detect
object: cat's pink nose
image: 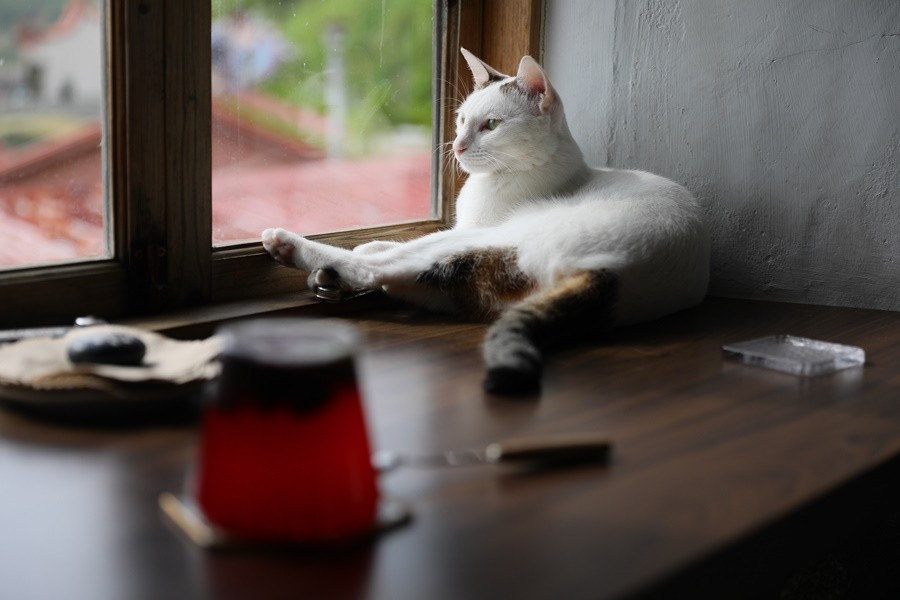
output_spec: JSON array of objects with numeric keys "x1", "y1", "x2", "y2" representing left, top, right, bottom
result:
[{"x1": 453, "y1": 139, "x2": 468, "y2": 155}]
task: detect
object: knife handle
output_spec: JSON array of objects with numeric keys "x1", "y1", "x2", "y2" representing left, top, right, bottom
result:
[{"x1": 485, "y1": 433, "x2": 612, "y2": 464}]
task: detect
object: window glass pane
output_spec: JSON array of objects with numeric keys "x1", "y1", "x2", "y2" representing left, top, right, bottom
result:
[
  {"x1": 0, "y1": 0, "x2": 108, "y2": 269},
  {"x1": 211, "y1": 0, "x2": 433, "y2": 246}
]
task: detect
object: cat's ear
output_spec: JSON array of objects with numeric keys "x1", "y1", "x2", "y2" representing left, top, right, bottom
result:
[
  {"x1": 516, "y1": 55, "x2": 556, "y2": 114},
  {"x1": 461, "y1": 47, "x2": 508, "y2": 89}
]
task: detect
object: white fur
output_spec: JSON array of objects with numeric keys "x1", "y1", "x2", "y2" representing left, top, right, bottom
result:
[{"x1": 262, "y1": 53, "x2": 709, "y2": 328}]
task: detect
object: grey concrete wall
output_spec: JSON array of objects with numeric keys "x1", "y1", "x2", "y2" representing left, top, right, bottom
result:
[{"x1": 544, "y1": 0, "x2": 900, "y2": 310}]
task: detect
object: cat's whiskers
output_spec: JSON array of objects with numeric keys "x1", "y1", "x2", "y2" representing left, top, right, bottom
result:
[
  {"x1": 434, "y1": 139, "x2": 454, "y2": 160},
  {"x1": 484, "y1": 148, "x2": 519, "y2": 172},
  {"x1": 431, "y1": 75, "x2": 471, "y2": 179},
  {"x1": 484, "y1": 154, "x2": 508, "y2": 172},
  {"x1": 436, "y1": 78, "x2": 467, "y2": 105},
  {"x1": 477, "y1": 150, "x2": 547, "y2": 201},
  {"x1": 464, "y1": 148, "x2": 517, "y2": 175},
  {"x1": 435, "y1": 140, "x2": 464, "y2": 178}
]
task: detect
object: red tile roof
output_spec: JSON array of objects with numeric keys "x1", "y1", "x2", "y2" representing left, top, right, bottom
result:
[
  {"x1": 213, "y1": 152, "x2": 432, "y2": 243},
  {"x1": 1, "y1": 97, "x2": 433, "y2": 267}
]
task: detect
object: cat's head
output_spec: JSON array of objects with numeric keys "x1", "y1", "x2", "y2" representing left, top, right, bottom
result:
[{"x1": 453, "y1": 48, "x2": 567, "y2": 175}]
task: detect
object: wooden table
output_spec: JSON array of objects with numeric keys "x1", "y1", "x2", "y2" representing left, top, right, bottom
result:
[{"x1": 2, "y1": 298, "x2": 900, "y2": 599}]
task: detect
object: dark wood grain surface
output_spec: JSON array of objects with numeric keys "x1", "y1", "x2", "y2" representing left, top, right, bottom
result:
[{"x1": 2, "y1": 298, "x2": 900, "y2": 600}]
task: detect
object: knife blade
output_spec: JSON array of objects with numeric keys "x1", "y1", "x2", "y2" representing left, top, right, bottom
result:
[
  {"x1": 372, "y1": 432, "x2": 612, "y2": 472},
  {"x1": 0, "y1": 316, "x2": 107, "y2": 345}
]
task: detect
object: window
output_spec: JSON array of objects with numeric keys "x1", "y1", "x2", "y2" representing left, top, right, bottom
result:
[
  {"x1": 0, "y1": 0, "x2": 543, "y2": 328},
  {"x1": 0, "y1": 0, "x2": 107, "y2": 269},
  {"x1": 209, "y1": 0, "x2": 434, "y2": 245}
]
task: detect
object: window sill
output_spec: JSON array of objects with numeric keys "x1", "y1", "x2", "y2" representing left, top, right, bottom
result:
[{"x1": 121, "y1": 289, "x2": 398, "y2": 340}]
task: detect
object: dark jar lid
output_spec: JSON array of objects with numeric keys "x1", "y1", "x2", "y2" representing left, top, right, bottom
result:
[{"x1": 208, "y1": 318, "x2": 361, "y2": 412}]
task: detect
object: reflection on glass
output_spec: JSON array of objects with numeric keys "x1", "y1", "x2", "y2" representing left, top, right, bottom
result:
[
  {"x1": 0, "y1": 0, "x2": 106, "y2": 269},
  {"x1": 211, "y1": 0, "x2": 433, "y2": 245}
]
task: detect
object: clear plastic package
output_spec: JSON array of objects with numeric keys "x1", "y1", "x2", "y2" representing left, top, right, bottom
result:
[{"x1": 722, "y1": 335, "x2": 865, "y2": 376}]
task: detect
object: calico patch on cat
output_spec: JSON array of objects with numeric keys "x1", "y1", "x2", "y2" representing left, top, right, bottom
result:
[
  {"x1": 416, "y1": 247, "x2": 535, "y2": 319},
  {"x1": 262, "y1": 49, "x2": 710, "y2": 395}
]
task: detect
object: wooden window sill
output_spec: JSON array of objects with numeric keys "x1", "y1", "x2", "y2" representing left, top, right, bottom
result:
[{"x1": 119, "y1": 289, "x2": 400, "y2": 340}]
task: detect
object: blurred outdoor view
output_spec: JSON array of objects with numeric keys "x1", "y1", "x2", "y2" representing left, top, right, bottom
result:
[
  {"x1": 211, "y1": 0, "x2": 434, "y2": 244},
  {"x1": 0, "y1": 0, "x2": 434, "y2": 269},
  {"x1": 212, "y1": 0, "x2": 432, "y2": 244},
  {"x1": 0, "y1": 0, "x2": 105, "y2": 268}
]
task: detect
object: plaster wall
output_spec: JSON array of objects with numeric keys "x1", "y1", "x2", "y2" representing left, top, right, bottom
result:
[{"x1": 544, "y1": 0, "x2": 900, "y2": 310}]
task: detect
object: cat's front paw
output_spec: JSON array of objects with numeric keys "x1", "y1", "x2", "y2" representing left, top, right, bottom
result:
[
  {"x1": 262, "y1": 228, "x2": 302, "y2": 268},
  {"x1": 307, "y1": 268, "x2": 367, "y2": 302}
]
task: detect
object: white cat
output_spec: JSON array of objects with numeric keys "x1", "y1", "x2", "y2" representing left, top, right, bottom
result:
[{"x1": 263, "y1": 48, "x2": 710, "y2": 395}]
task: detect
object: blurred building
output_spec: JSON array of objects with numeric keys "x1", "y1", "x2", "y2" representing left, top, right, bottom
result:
[{"x1": 18, "y1": 0, "x2": 102, "y2": 110}]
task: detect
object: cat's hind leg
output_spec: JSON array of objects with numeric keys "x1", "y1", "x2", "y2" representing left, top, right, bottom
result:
[
  {"x1": 483, "y1": 269, "x2": 619, "y2": 395},
  {"x1": 415, "y1": 247, "x2": 535, "y2": 319}
]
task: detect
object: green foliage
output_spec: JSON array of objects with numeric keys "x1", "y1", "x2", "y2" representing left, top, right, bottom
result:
[{"x1": 214, "y1": 0, "x2": 433, "y2": 134}]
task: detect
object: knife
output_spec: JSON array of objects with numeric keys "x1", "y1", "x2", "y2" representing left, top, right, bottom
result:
[
  {"x1": 372, "y1": 432, "x2": 612, "y2": 472},
  {"x1": 0, "y1": 316, "x2": 107, "y2": 345}
]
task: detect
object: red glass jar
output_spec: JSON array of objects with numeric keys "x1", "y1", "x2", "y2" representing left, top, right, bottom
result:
[{"x1": 195, "y1": 319, "x2": 378, "y2": 542}]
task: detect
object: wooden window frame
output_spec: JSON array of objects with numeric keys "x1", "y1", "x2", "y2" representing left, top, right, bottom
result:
[{"x1": 0, "y1": 0, "x2": 543, "y2": 329}]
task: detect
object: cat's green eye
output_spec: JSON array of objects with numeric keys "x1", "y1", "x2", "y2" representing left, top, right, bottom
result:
[{"x1": 485, "y1": 119, "x2": 501, "y2": 131}]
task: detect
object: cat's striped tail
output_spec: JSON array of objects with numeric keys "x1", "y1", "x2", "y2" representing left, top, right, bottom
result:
[{"x1": 482, "y1": 270, "x2": 618, "y2": 395}]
